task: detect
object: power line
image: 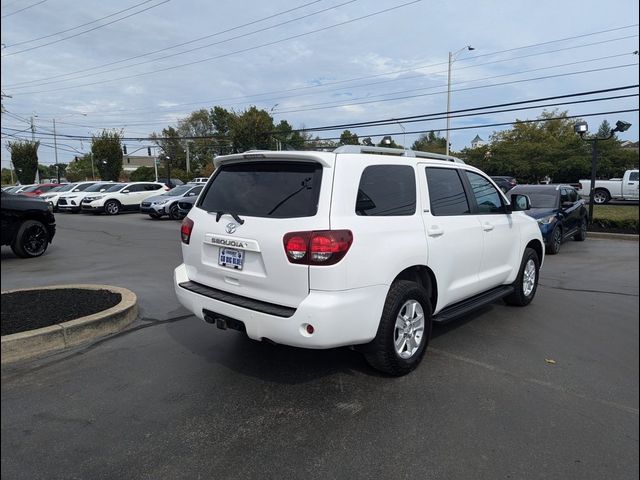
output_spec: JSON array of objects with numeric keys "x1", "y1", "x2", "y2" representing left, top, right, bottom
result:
[
  {"x1": 7, "y1": 0, "x2": 424, "y2": 95},
  {"x1": 3, "y1": 0, "x2": 329, "y2": 86},
  {"x1": 1, "y1": 0, "x2": 170, "y2": 57},
  {"x1": 247, "y1": 53, "x2": 636, "y2": 113},
  {"x1": 1, "y1": 0, "x2": 46, "y2": 19},
  {"x1": 274, "y1": 63, "x2": 639, "y2": 115},
  {"x1": 5, "y1": 21, "x2": 636, "y2": 96},
  {"x1": 14, "y1": 59, "x2": 640, "y2": 133},
  {"x1": 3, "y1": 88, "x2": 637, "y2": 141},
  {"x1": 297, "y1": 94, "x2": 639, "y2": 134},
  {"x1": 4, "y1": 0, "x2": 160, "y2": 48},
  {"x1": 308, "y1": 109, "x2": 640, "y2": 142}
]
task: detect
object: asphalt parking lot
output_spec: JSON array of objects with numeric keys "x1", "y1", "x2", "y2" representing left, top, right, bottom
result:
[{"x1": 1, "y1": 212, "x2": 638, "y2": 480}]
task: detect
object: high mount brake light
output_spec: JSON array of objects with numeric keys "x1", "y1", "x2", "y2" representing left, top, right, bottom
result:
[{"x1": 283, "y1": 230, "x2": 353, "y2": 266}]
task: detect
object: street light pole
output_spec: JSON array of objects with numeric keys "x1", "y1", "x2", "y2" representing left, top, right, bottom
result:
[
  {"x1": 574, "y1": 119, "x2": 632, "y2": 224},
  {"x1": 445, "y1": 45, "x2": 474, "y2": 157}
]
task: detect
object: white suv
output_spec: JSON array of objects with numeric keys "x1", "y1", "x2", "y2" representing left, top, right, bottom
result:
[
  {"x1": 81, "y1": 181, "x2": 167, "y2": 215},
  {"x1": 174, "y1": 147, "x2": 544, "y2": 375}
]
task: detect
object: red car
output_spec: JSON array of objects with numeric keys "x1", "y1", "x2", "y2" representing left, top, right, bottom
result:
[{"x1": 19, "y1": 183, "x2": 64, "y2": 197}]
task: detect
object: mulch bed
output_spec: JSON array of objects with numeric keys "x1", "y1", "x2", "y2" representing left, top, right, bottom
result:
[{"x1": 1, "y1": 288, "x2": 121, "y2": 336}]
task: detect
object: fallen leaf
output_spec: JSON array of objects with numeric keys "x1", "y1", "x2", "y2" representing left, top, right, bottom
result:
[{"x1": 545, "y1": 358, "x2": 556, "y2": 364}]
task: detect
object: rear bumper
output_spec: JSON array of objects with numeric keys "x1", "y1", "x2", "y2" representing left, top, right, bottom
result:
[{"x1": 174, "y1": 263, "x2": 387, "y2": 349}]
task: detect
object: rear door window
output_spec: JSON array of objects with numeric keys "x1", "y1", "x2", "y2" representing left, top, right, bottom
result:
[
  {"x1": 355, "y1": 165, "x2": 416, "y2": 216},
  {"x1": 426, "y1": 167, "x2": 470, "y2": 216},
  {"x1": 199, "y1": 161, "x2": 323, "y2": 218},
  {"x1": 465, "y1": 171, "x2": 506, "y2": 214}
]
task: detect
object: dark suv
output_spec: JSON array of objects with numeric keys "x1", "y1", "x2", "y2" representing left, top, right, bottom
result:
[
  {"x1": 491, "y1": 176, "x2": 517, "y2": 193},
  {"x1": 1, "y1": 191, "x2": 56, "y2": 258}
]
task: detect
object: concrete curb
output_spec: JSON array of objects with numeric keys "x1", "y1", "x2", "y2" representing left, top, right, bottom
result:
[
  {"x1": 587, "y1": 232, "x2": 639, "y2": 241},
  {"x1": 1, "y1": 284, "x2": 137, "y2": 364}
]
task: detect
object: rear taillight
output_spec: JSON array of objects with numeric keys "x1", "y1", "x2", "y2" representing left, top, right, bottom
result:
[
  {"x1": 283, "y1": 230, "x2": 353, "y2": 266},
  {"x1": 181, "y1": 217, "x2": 194, "y2": 244}
]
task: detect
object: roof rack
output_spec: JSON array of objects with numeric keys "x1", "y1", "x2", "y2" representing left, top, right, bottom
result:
[{"x1": 333, "y1": 145, "x2": 465, "y2": 164}]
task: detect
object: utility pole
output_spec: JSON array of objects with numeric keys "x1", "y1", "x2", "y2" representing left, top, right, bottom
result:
[
  {"x1": 186, "y1": 142, "x2": 190, "y2": 174},
  {"x1": 30, "y1": 116, "x2": 35, "y2": 142},
  {"x1": 90, "y1": 152, "x2": 95, "y2": 180},
  {"x1": 53, "y1": 118, "x2": 60, "y2": 183}
]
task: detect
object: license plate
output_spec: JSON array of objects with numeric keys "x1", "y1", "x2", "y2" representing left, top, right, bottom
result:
[{"x1": 218, "y1": 248, "x2": 244, "y2": 270}]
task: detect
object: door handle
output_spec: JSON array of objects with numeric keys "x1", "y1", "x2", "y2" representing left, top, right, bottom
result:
[
  {"x1": 482, "y1": 222, "x2": 494, "y2": 232},
  {"x1": 427, "y1": 226, "x2": 444, "y2": 237}
]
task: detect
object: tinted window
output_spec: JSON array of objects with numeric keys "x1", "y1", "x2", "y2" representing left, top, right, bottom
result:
[
  {"x1": 127, "y1": 184, "x2": 146, "y2": 192},
  {"x1": 426, "y1": 167, "x2": 470, "y2": 216},
  {"x1": 144, "y1": 183, "x2": 162, "y2": 191},
  {"x1": 465, "y1": 171, "x2": 505, "y2": 213},
  {"x1": 509, "y1": 188, "x2": 558, "y2": 208},
  {"x1": 629, "y1": 171, "x2": 639, "y2": 181},
  {"x1": 568, "y1": 188, "x2": 578, "y2": 202},
  {"x1": 84, "y1": 183, "x2": 112, "y2": 192},
  {"x1": 356, "y1": 165, "x2": 415, "y2": 216},
  {"x1": 200, "y1": 161, "x2": 323, "y2": 218},
  {"x1": 163, "y1": 185, "x2": 192, "y2": 196},
  {"x1": 74, "y1": 183, "x2": 94, "y2": 192},
  {"x1": 105, "y1": 183, "x2": 126, "y2": 192}
]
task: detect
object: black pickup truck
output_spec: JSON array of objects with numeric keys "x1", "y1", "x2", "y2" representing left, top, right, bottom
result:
[{"x1": 1, "y1": 190, "x2": 56, "y2": 258}]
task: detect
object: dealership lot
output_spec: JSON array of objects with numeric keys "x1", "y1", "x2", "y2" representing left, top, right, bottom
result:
[{"x1": 1, "y1": 213, "x2": 638, "y2": 479}]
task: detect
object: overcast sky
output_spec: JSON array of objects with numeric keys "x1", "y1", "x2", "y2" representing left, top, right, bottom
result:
[{"x1": 1, "y1": 0, "x2": 639, "y2": 170}]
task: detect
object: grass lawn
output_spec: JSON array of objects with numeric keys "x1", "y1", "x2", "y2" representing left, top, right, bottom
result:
[
  {"x1": 592, "y1": 205, "x2": 639, "y2": 221},
  {"x1": 590, "y1": 204, "x2": 639, "y2": 234}
]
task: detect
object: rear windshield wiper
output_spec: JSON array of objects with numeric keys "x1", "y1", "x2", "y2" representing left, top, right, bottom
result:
[
  {"x1": 213, "y1": 211, "x2": 245, "y2": 225},
  {"x1": 267, "y1": 177, "x2": 313, "y2": 216}
]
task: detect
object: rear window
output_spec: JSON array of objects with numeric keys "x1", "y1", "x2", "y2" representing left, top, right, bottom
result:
[{"x1": 199, "y1": 161, "x2": 323, "y2": 218}]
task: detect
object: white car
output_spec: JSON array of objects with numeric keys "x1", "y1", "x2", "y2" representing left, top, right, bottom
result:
[
  {"x1": 81, "y1": 181, "x2": 167, "y2": 215},
  {"x1": 57, "y1": 182, "x2": 114, "y2": 213},
  {"x1": 174, "y1": 146, "x2": 544, "y2": 376},
  {"x1": 39, "y1": 181, "x2": 99, "y2": 211},
  {"x1": 190, "y1": 177, "x2": 209, "y2": 184}
]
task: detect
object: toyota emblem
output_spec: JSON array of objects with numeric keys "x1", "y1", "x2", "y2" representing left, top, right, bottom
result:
[{"x1": 225, "y1": 223, "x2": 237, "y2": 234}]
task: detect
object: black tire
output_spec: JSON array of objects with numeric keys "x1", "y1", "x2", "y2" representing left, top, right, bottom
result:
[
  {"x1": 363, "y1": 280, "x2": 432, "y2": 376},
  {"x1": 574, "y1": 217, "x2": 588, "y2": 241},
  {"x1": 148, "y1": 212, "x2": 161, "y2": 219},
  {"x1": 504, "y1": 248, "x2": 539, "y2": 306},
  {"x1": 546, "y1": 226, "x2": 562, "y2": 255},
  {"x1": 104, "y1": 200, "x2": 120, "y2": 215},
  {"x1": 168, "y1": 203, "x2": 181, "y2": 220},
  {"x1": 592, "y1": 189, "x2": 610, "y2": 205},
  {"x1": 10, "y1": 219, "x2": 50, "y2": 258}
]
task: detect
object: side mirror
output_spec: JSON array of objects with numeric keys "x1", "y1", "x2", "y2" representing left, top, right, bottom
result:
[
  {"x1": 122, "y1": 190, "x2": 130, "y2": 194},
  {"x1": 510, "y1": 194, "x2": 531, "y2": 212}
]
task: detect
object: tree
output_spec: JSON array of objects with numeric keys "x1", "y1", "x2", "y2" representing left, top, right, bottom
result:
[
  {"x1": 339, "y1": 130, "x2": 359, "y2": 145},
  {"x1": 92, "y1": 130, "x2": 123, "y2": 181},
  {"x1": 130, "y1": 166, "x2": 156, "y2": 181},
  {"x1": 66, "y1": 154, "x2": 95, "y2": 181},
  {"x1": 1, "y1": 168, "x2": 13, "y2": 185},
  {"x1": 412, "y1": 131, "x2": 446, "y2": 154},
  {"x1": 7, "y1": 140, "x2": 39, "y2": 184},
  {"x1": 461, "y1": 110, "x2": 588, "y2": 183},
  {"x1": 230, "y1": 106, "x2": 275, "y2": 152}
]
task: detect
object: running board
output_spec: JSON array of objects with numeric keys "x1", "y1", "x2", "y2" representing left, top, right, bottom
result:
[{"x1": 432, "y1": 285, "x2": 514, "y2": 324}]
